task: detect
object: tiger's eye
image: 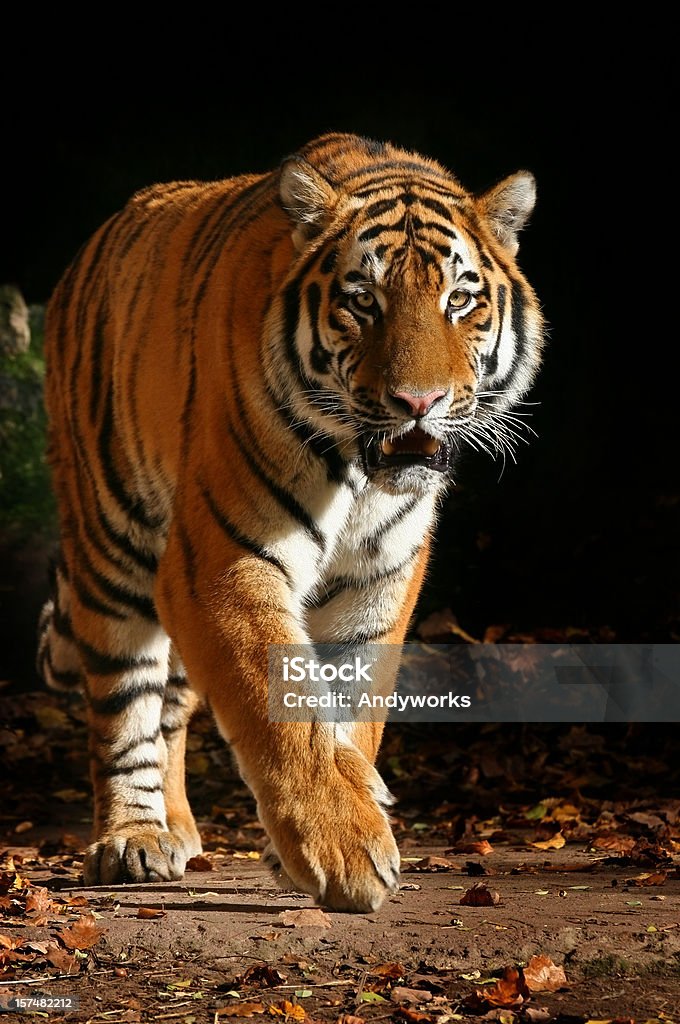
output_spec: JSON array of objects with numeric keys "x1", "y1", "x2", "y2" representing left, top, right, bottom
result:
[
  {"x1": 447, "y1": 290, "x2": 472, "y2": 312},
  {"x1": 354, "y1": 291, "x2": 376, "y2": 309}
]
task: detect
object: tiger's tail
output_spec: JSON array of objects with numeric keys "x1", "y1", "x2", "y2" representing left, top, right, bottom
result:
[{"x1": 37, "y1": 558, "x2": 82, "y2": 691}]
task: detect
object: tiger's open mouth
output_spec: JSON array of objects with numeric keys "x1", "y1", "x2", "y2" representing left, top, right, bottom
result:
[{"x1": 361, "y1": 427, "x2": 451, "y2": 475}]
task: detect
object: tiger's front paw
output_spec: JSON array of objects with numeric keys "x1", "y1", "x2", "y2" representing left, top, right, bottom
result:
[
  {"x1": 83, "y1": 828, "x2": 194, "y2": 885},
  {"x1": 261, "y1": 750, "x2": 400, "y2": 912}
]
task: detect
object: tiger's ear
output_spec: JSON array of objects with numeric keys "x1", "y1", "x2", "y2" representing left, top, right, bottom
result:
[
  {"x1": 279, "y1": 157, "x2": 338, "y2": 251},
  {"x1": 477, "y1": 172, "x2": 536, "y2": 256}
]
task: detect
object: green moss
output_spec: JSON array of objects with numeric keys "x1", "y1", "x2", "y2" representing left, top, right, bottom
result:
[{"x1": 0, "y1": 308, "x2": 56, "y2": 541}]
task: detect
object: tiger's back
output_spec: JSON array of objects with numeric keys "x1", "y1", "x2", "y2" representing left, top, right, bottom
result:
[{"x1": 39, "y1": 133, "x2": 544, "y2": 911}]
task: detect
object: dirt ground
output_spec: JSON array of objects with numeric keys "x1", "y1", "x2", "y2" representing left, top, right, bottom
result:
[{"x1": 1, "y1": 688, "x2": 680, "y2": 1022}]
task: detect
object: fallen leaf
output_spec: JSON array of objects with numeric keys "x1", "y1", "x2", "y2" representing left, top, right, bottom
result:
[
  {"x1": 14, "y1": 822, "x2": 33, "y2": 835},
  {"x1": 337, "y1": 1016, "x2": 365, "y2": 1024},
  {"x1": 278, "y1": 909, "x2": 331, "y2": 928},
  {"x1": 522, "y1": 954, "x2": 568, "y2": 993},
  {"x1": 371, "y1": 962, "x2": 405, "y2": 980},
  {"x1": 269, "y1": 1001, "x2": 305, "y2": 1020},
  {"x1": 390, "y1": 987, "x2": 433, "y2": 1005},
  {"x1": 45, "y1": 941, "x2": 79, "y2": 974},
  {"x1": 186, "y1": 855, "x2": 214, "y2": 871},
  {"x1": 216, "y1": 1002, "x2": 266, "y2": 1017},
  {"x1": 359, "y1": 992, "x2": 387, "y2": 1004},
  {"x1": 403, "y1": 856, "x2": 458, "y2": 872},
  {"x1": 626, "y1": 872, "x2": 667, "y2": 886},
  {"x1": 522, "y1": 1010, "x2": 552, "y2": 1023},
  {"x1": 240, "y1": 965, "x2": 287, "y2": 987},
  {"x1": 531, "y1": 833, "x2": 566, "y2": 851},
  {"x1": 55, "y1": 913, "x2": 105, "y2": 950},
  {"x1": 137, "y1": 906, "x2": 166, "y2": 919},
  {"x1": 460, "y1": 883, "x2": 501, "y2": 906},
  {"x1": 451, "y1": 841, "x2": 494, "y2": 856},
  {"x1": 53, "y1": 788, "x2": 89, "y2": 803},
  {"x1": 25, "y1": 887, "x2": 54, "y2": 917},
  {"x1": 392, "y1": 1010, "x2": 433, "y2": 1023},
  {"x1": 464, "y1": 967, "x2": 529, "y2": 1010},
  {"x1": 590, "y1": 834, "x2": 636, "y2": 854}
]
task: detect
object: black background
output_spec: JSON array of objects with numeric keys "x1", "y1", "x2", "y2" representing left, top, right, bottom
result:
[{"x1": 4, "y1": 72, "x2": 677, "y2": 645}]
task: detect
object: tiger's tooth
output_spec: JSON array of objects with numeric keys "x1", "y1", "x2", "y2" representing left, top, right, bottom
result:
[
  {"x1": 423, "y1": 437, "x2": 440, "y2": 456},
  {"x1": 382, "y1": 439, "x2": 395, "y2": 456}
]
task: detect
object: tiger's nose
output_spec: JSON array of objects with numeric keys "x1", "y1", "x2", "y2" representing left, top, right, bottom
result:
[{"x1": 390, "y1": 389, "x2": 448, "y2": 417}]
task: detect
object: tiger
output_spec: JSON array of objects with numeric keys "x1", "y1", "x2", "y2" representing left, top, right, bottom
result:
[{"x1": 37, "y1": 132, "x2": 544, "y2": 912}]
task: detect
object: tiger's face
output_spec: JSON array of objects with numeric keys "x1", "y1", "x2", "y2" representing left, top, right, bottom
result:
[{"x1": 275, "y1": 143, "x2": 544, "y2": 495}]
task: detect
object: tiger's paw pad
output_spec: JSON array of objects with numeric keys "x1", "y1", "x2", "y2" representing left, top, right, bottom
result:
[{"x1": 83, "y1": 831, "x2": 190, "y2": 885}]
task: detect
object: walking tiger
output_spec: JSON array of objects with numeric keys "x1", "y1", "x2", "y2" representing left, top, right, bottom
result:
[{"x1": 38, "y1": 133, "x2": 544, "y2": 911}]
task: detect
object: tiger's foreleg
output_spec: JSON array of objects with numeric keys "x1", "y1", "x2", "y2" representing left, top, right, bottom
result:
[{"x1": 156, "y1": 535, "x2": 401, "y2": 913}]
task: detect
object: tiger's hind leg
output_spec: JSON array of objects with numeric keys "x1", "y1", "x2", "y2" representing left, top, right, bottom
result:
[
  {"x1": 69, "y1": 598, "x2": 198, "y2": 886},
  {"x1": 158, "y1": 647, "x2": 202, "y2": 864},
  {"x1": 37, "y1": 560, "x2": 82, "y2": 692}
]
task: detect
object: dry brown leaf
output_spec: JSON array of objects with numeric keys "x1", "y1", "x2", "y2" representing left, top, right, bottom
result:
[
  {"x1": 590, "y1": 834, "x2": 636, "y2": 854},
  {"x1": 45, "y1": 941, "x2": 79, "y2": 974},
  {"x1": 55, "y1": 913, "x2": 105, "y2": 950},
  {"x1": 240, "y1": 964, "x2": 287, "y2": 987},
  {"x1": 278, "y1": 909, "x2": 331, "y2": 928},
  {"x1": 25, "y1": 886, "x2": 53, "y2": 917},
  {"x1": 460, "y1": 882, "x2": 501, "y2": 906},
  {"x1": 403, "y1": 855, "x2": 458, "y2": 872},
  {"x1": 216, "y1": 1002, "x2": 266, "y2": 1017},
  {"x1": 337, "y1": 1016, "x2": 365, "y2": 1024},
  {"x1": 392, "y1": 1010, "x2": 433, "y2": 1023},
  {"x1": 465, "y1": 966, "x2": 529, "y2": 1009},
  {"x1": 136, "y1": 906, "x2": 166, "y2": 919},
  {"x1": 269, "y1": 1000, "x2": 305, "y2": 1020},
  {"x1": 389, "y1": 987, "x2": 433, "y2": 1005},
  {"x1": 522, "y1": 954, "x2": 568, "y2": 993},
  {"x1": 371, "y1": 962, "x2": 405, "y2": 979},
  {"x1": 531, "y1": 832, "x2": 565, "y2": 851},
  {"x1": 626, "y1": 871, "x2": 667, "y2": 886},
  {"x1": 186, "y1": 854, "x2": 214, "y2": 871},
  {"x1": 451, "y1": 840, "x2": 494, "y2": 856}
]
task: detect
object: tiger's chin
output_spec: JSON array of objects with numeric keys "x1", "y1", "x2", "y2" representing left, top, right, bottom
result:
[{"x1": 360, "y1": 430, "x2": 453, "y2": 495}]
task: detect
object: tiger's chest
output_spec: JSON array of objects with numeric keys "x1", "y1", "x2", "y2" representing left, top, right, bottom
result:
[{"x1": 300, "y1": 470, "x2": 439, "y2": 643}]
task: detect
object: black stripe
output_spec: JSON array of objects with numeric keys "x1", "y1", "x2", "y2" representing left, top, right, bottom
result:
[
  {"x1": 307, "y1": 281, "x2": 332, "y2": 376},
  {"x1": 483, "y1": 283, "x2": 506, "y2": 378},
  {"x1": 78, "y1": 545, "x2": 157, "y2": 621},
  {"x1": 108, "y1": 730, "x2": 162, "y2": 762},
  {"x1": 98, "y1": 508, "x2": 158, "y2": 573},
  {"x1": 79, "y1": 639, "x2": 159, "y2": 677},
  {"x1": 310, "y1": 546, "x2": 421, "y2": 608},
  {"x1": 89, "y1": 682, "x2": 165, "y2": 715},
  {"x1": 199, "y1": 483, "x2": 290, "y2": 579},
  {"x1": 73, "y1": 576, "x2": 127, "y2": 621},
  {"x1": 419, "y1": 196, "x2": 454, "y2": 220},
  {"x1": 361, "y1": 497, "x2": 419, "y2": 556},
  {"x1": 97, "y1": 759, "x2": 161, "y2": 778},
  {"x1": 97, "y1": 391, "x2": 165, "y2": 530}
]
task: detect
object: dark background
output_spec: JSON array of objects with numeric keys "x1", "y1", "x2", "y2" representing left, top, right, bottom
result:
[{"x1": 3, "y1": 76, "x2": 677, "y2": 664}]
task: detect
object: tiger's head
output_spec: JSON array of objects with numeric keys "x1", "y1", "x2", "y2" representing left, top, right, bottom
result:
[{"x1": 271, "y1": 134, "x2": 545, "y2": 495}]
